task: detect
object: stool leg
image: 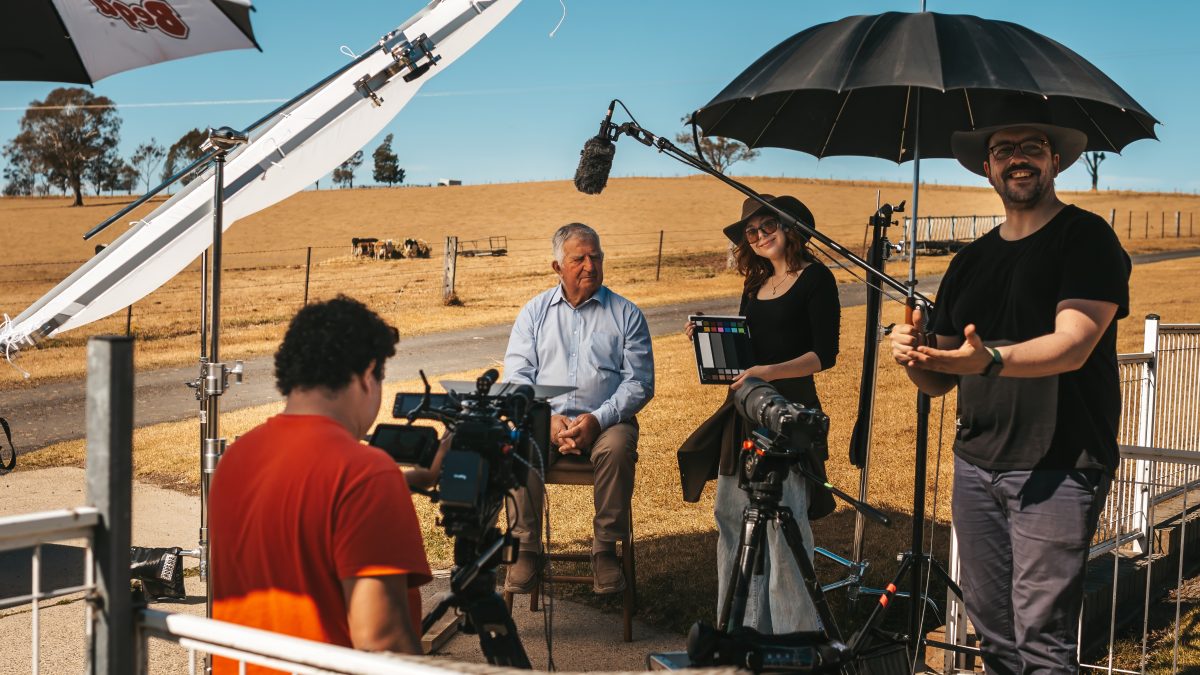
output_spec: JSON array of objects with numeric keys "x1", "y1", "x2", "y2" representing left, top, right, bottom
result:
[
  {"x1": 503, "y1": 590, "x2": 514, "y2": 612},
  {"x1": 622, "y1": 536, "x2": 635, "y2": 642},
  {"x1": 531, "y1": 579, "x2": 541, "y2": 612}
]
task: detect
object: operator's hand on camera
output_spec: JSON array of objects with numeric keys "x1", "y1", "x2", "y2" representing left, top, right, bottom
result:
[
  {"x1": 909, "y1": 323, "x2": 992, "y2": 375},
  {"x1": 890, "y1": 305, "x2": 926, "y2": 367},
  {"x1": 559, "y1": 413, "x2": 601, "y2": 454},
  {"x1": 730, "y1": 365, "x2": 773, "y2": 391},
  {"x1": 403, "y1": 432, "x2": 452, "y2": 491}
]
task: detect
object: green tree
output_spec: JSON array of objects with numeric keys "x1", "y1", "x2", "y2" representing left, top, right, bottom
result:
[
  {"x1": 372, "y1": 134, "x2": 405, "y2": 186},
  {"x1": 162, "y1": 128, "x2": 209, "y2": 186},
  {"x1": 1, "y1": 146, "x2": 37, "y2": 196},
  {"x1": 674, "y1": 121, "x2": 759, "y2": 173},
  {"x1": 332, "y1": 150, "x2": 364, "y2": 188},
  {"x1": 3, "y1": 87, "x2": 121, "y2": 206},
  {"x1": 116, "y1": 162, "x2": 139, "y2": 195},
  {"x1": 130, "y1": 138, "x2": 166, "y2": 193},
  {"x1": 84, "y1": 148, "x2": 122, "y2": 196}
]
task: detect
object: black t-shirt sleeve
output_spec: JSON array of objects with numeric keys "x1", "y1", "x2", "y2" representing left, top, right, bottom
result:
[
  {"x1": 1057, "y1": 214, "x2": 1131, "y2": 320},
  {"x1": 930, "y1": 254, "x2": 963, "y2": 337},
  {"x1": 805, "y1": 264, "x2": 841, "y2": 369}
]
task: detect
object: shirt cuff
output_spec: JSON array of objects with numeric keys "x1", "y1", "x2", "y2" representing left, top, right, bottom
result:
[{"x1": 590, "y1": 405, "x2": 618, "y2": 431}]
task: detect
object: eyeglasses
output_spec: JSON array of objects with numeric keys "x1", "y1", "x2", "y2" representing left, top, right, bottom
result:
[
  {"x1": 744, "y1": 218, "x2": 781, "y2": 244},
  {"x1": 988, "y1": 138, "x2": 1050, "y2": 161}
]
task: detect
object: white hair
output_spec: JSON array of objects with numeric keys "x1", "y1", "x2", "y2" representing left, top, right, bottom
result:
[{"x1": 552, "y1": 223, "x2": 601, "y2": 262}]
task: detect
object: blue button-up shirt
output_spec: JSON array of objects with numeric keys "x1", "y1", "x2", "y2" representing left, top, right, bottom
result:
[{"x1": 504, "y1": 285, "x2": 654, "y2": 430}]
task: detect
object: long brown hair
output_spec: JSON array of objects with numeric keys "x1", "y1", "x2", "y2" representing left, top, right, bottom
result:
[{"x1": 735, "y1": 224, "x2": 815, "y2": 296}]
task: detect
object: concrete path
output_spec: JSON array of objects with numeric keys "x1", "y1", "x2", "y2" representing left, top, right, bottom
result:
[{"x1": 0, "y1": 466, "x2": 684, "y2": 673}]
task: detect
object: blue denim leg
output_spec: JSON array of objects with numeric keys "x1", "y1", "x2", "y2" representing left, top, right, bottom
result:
[{"x1": 714, "y1": 471, "x2": 819, "y2": 634}]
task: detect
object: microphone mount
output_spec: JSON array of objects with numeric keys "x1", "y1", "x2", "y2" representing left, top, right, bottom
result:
[{"x1": 600, "y1": 114, "x2": 930, "y2": 307}]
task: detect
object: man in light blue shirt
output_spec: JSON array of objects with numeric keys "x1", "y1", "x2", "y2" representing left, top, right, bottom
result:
[{"x1": 503, "y1": 223, "x2": 654, "y2": 594}]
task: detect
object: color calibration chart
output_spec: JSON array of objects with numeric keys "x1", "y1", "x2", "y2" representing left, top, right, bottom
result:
[{"x1": 689, "y1": 315, "x2": 754, "y2": 384}]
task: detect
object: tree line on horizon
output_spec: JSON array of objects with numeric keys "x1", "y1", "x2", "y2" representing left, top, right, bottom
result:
[
  {"x1": 8, "y1": 87, "x2": 1116, "y2": 205},
  {"x1": 1, "y1": 88, "x2": 413, "y2": 207}
]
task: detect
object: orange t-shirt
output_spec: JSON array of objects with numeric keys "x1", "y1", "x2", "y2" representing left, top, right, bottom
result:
[{"x1": 209, "y1": 414, "x2": 431, "y2": 672}]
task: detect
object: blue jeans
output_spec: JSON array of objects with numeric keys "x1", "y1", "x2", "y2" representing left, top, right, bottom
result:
[
  {"x1": 714, "y1": 471, "x2": 819, "y2": 634},
  {"x1": 952, "y1": 456, "x2": 1111, "y2": 675}
]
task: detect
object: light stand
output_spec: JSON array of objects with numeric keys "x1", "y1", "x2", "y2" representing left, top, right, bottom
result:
[{"x1": 185, "y1": 127, "x2": 248, "y2": 674}]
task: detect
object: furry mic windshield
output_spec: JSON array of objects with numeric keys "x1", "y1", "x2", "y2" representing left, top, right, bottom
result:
[{"x1": 574, "y1": 136, "x2": 616, "y2": 195}]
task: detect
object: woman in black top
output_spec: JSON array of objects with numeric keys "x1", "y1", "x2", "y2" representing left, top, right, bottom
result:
[{"x1": 680, "y1": 194, "x2": 840, "y2": 633}]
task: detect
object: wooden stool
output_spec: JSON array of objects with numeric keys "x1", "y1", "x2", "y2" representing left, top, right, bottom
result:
[{"x1": 503, "y1": 454, "x2": 637, "y2": 642}]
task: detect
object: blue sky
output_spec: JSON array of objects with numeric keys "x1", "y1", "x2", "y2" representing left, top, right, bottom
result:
[{"x1": 1, "y1": 0, "x2": 1197, "y2": 193}]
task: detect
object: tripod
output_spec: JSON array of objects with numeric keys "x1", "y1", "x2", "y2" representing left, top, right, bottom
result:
[{"x1": 422, "y1": 526, "x2": 531, "y2": 668}]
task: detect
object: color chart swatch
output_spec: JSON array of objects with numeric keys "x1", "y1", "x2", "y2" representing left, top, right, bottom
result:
[{"x1": 690, "y1": 315, "x2": 754, "y2": 385}]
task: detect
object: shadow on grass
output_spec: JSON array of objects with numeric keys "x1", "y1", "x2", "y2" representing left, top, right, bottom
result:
[{"x1": 533, "y1": 506, "x2": 957, "y2": 640}]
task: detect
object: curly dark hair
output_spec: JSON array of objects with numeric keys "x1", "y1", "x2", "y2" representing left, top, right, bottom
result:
[
  {"x1": 734, "y1": 224, "x2": 816, "y2": 296},
  {"x1": 274, "y1": 295, "x2": 399, "y2": 396}
]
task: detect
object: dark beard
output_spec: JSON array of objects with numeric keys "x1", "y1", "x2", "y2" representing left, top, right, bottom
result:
[{"x1": 995, "y1": 165, "x2": 1048, "y2": 208}]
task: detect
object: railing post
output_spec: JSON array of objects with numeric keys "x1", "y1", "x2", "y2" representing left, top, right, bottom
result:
[
  {"x1": 1132, "y1": 314, "x2": 1160, "y2": 554},
  {"x1": 945, "y1": 526, "x2": 969, "y2": 673},
  {"x1": 86, "y1": 336, "x2": 134, "y2": 675}
]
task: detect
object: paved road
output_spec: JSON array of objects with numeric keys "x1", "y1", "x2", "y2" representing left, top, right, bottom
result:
[{"x1": 4, "y1": 246, "x2": 1195, "y2": 456}]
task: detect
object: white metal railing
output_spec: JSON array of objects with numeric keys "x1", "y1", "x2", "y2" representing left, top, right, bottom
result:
[
  {"x1": 0, "y1": 507, "x2": 100, "y2": 674},
  {"x1": 899, "y1": 214, "x2": 1003, "y2": 253},
  {"x1": 136, "y1": 609, "x2": 459, "y2": 675}
]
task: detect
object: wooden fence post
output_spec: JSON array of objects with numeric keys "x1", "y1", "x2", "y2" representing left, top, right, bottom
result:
[
  {"x1": 443, "y1": 236, "x2": 458, "y2": 303},
  {"x1": 303, "y1": 246, "x2": 312, "y2": 306},
  {"x1": 1128, "y1": 211, "x2": 1132, "y2": 240},
  {"x1": 1176, "y1": 211, "x2": 1181, "y2": 238},
  {"x1": 1145, "y1": 211, "x2": 1149, "y2": 238},
  {"x1": 655, "y1": 230, "x2": 664, "y2": 281},
  {"x1": 1161, "y1": 211, "x2": 1165, "y2": 238},
  {"x1": 1109, "y1": 208, "x2": 1116, "y2": 228}
]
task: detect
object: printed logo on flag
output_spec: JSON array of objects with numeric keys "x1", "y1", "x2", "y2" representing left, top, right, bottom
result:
[{"x1": 89, "y1": 0, "x2": 190, "y2": 40}]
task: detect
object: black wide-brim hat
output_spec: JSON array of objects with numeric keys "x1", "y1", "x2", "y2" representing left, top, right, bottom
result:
[
  {"x1": 723, "y1": 194, "x2": 816, "y2": 245},
  {"x1": 951, "y1": 122, "x2": 1087, "y2": 177}
]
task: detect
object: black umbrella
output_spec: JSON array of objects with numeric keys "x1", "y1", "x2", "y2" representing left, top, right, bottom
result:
[
  {"x1": 691, "y1": 11, "x2": 1157, "y2": 162},
  {"x1": 1, "y1": 0, "x2": 260, "y2": 85}
]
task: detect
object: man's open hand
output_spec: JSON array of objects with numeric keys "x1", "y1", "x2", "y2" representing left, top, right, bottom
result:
[{"x1": 909, "y1": 323, "x2": 992, "y2": 375}]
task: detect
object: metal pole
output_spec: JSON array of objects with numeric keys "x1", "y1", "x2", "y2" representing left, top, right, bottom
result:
[
  {"x1": 125, "y1": 305, "x2": 132, "y2": 337},
  {"x1": 303, "y1": 246, "x2": 313, "y2": 306},
  {"x1": 443, "y1": 236, "x2": 458, "y2": 303},
  {"x1": 655, "y1": 230, "x2": 664, "y2": 281},
  {"x1": 202, "y1": 151, "x2": 228, "y2": 642},
  {"x1": 86, "y1": 336, "x2": 134, "y2": 675}
]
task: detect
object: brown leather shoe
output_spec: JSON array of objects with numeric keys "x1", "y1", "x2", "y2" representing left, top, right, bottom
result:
[
  {"x1": 503, "y1": 549, "x2": 540, "y2": 594},
  {"x1": 591, "y1": 550, "x2": 625, "y2": 594}
]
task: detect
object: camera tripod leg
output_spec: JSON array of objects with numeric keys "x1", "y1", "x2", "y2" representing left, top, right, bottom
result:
[
  {"x1": 460, "y1": 588, "x2": 532, "y2": 669},
  {"x1": 775, "y1": 509, "x2": 843, "y2": 643},
  {"x1": 848, "y1": 550, "x2": 955, "y2": 656},
  {"x1": 717, "y1": 504, "x2": 768, "y2": 632}
]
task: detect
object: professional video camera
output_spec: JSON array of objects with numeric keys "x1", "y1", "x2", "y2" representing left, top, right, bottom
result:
[
  {"x1": 733, "y1": 378, "x2": 830, "y2": 489},
  {"x1": 369, "y1": 368, "x2": 551, "y2": 539},
  {"x1": 368, "y1": 368, "x2": 556, "y2": 668},
  {"x1": 686, "y1": 378, "x2": 891, "y2": 672}
]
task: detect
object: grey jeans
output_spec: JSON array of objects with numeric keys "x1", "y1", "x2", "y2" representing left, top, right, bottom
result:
[
  {"x1": 952, "y1": 456, "x2": 1111, "y2": 675},
  {"x1": 714, "y1": 471, "x2": 820, "y2": 634}
]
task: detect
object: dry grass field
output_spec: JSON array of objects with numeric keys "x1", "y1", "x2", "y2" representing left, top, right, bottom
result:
[
  {"x1": 2, "y1": 177, "x2": 1199, "y2": 389},
  {"x1": 20, "y1": 253, "x2": 1200, "y2": 652}
]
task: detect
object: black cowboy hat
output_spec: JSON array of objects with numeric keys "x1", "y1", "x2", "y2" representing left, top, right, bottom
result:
[
  {"x1": 951, "y1": 122, "x2": 1088, "y2": 177},
  {"x1": 722, "y1": 194, "x2": 816, "y2": 245}
]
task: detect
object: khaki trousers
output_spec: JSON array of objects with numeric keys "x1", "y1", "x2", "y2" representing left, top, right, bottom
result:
[{"x1": 509, "y1": 420, "x2": 638, "y2": 553}]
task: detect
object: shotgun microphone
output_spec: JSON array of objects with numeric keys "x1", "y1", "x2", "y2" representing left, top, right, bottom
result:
[{"x1": 574, "y1": 100, "x2": 617, "y2": 195}]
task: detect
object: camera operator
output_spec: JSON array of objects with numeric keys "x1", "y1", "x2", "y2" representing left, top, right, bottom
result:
[
  {"x1": 209, "y1": 296, "x2": 434, "y2": 669},
  {"x1": 503, "y1": 223, "x2": 654, "y2": 595},
  {"x1": 678, "y1": 195, "x2": 840, "y2": 634}
]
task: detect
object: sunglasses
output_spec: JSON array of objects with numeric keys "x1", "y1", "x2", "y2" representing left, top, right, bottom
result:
[
  {"x1": 744, "y1": 218, "x2": 781, "y2": 244},
  {"x1": 988, "y1": 138, "x2": 1050, "y2": 161}
]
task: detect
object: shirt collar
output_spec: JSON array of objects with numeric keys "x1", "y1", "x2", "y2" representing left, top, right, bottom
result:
[{"x1": 550, "y1": 284, "x2": 608, "y2": 308}]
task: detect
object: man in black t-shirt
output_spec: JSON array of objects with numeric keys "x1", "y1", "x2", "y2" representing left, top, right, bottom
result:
[{"x1": 890, "y1": 118, "x2": 1130, "y2": 674}]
